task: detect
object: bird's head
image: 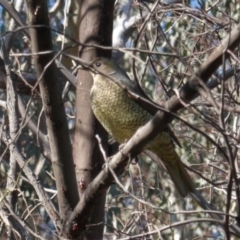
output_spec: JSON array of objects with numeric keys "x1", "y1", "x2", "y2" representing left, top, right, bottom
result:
[
  {"x1": 89, "y1": 57, "x2": 121, "y2": 77},
  {"x1": 88, "y1": 57, "x2": 136, "y2": 89}
]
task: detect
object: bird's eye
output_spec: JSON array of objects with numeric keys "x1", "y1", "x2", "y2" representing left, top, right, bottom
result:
[{"x1": 95, "y1": 62, "x2": 101, "y2": 67}]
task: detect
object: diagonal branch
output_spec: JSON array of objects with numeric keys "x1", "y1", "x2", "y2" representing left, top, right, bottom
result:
[{"x1": 65, "y1": 23, "x2": 240, "y2": 237}]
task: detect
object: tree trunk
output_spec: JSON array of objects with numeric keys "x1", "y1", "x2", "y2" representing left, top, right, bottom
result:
[{"x1": 73, "y1": 0, "x2": 114, "y2": 239}]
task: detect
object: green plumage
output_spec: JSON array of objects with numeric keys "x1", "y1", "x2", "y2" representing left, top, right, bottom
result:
[{"x1": 89, "y1": 57, "x2": 195, "y2": 197}]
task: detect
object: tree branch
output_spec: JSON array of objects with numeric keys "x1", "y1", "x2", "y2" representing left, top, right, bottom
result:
[
  {"x1": 25, "y1": 0, "x2": 78, "y2": 221},
  {"x1": 65, "y1": 23, "x2": 240, "y2": 237}
]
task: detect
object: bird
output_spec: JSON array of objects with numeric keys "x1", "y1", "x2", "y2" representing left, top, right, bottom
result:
[{"x1": 88, "y1": 57, "x2": 195, "y2": 197}]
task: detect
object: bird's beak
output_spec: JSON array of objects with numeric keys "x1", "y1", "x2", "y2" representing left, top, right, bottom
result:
[
  {"x1": 78, "y1": 64, "x2": 89, "y2": 71},
  {"x1": 89, "y1": 71, "x2": 96, "y2": 78},
  {"x1": 78, "y1": 64, "x2": 97, "y2": 78}
]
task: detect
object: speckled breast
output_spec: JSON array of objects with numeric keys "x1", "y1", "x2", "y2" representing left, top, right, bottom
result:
[{"x1": 90, "y1": 75, "x2": 150, "y2": 143}]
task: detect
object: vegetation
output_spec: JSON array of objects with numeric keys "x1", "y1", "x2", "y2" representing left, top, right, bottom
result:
[{"x1": 0, "y1": 0, "x2": 240, "y2": 239}]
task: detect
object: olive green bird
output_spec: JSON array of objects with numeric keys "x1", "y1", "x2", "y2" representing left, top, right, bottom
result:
[{"x1": 88, "y1": 57, "x2": 195, "y2": 197}]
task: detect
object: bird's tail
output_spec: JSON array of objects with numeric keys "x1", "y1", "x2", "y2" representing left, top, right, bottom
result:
[
  {"x1": 148, "y1": 131, "x2": 195, "y2": 197},
  {"x1": 164, "y1": 158, "x2": 195, "y2": 197},
  {"x1": 149, "y1": 138, "x2": 240, "y2": 236}
]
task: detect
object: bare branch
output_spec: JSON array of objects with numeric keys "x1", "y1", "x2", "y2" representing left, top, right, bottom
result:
[{"x1": 25, "y1": 0, "x2": 78, "y2": 221}]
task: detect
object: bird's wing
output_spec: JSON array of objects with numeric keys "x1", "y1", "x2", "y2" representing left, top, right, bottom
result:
[
  {"x1": 110, "y1": 63, "x2": 182, "y2": 149},
  {"x1": 129, "y1": 83, "x2": 182, "y2": 148}
]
